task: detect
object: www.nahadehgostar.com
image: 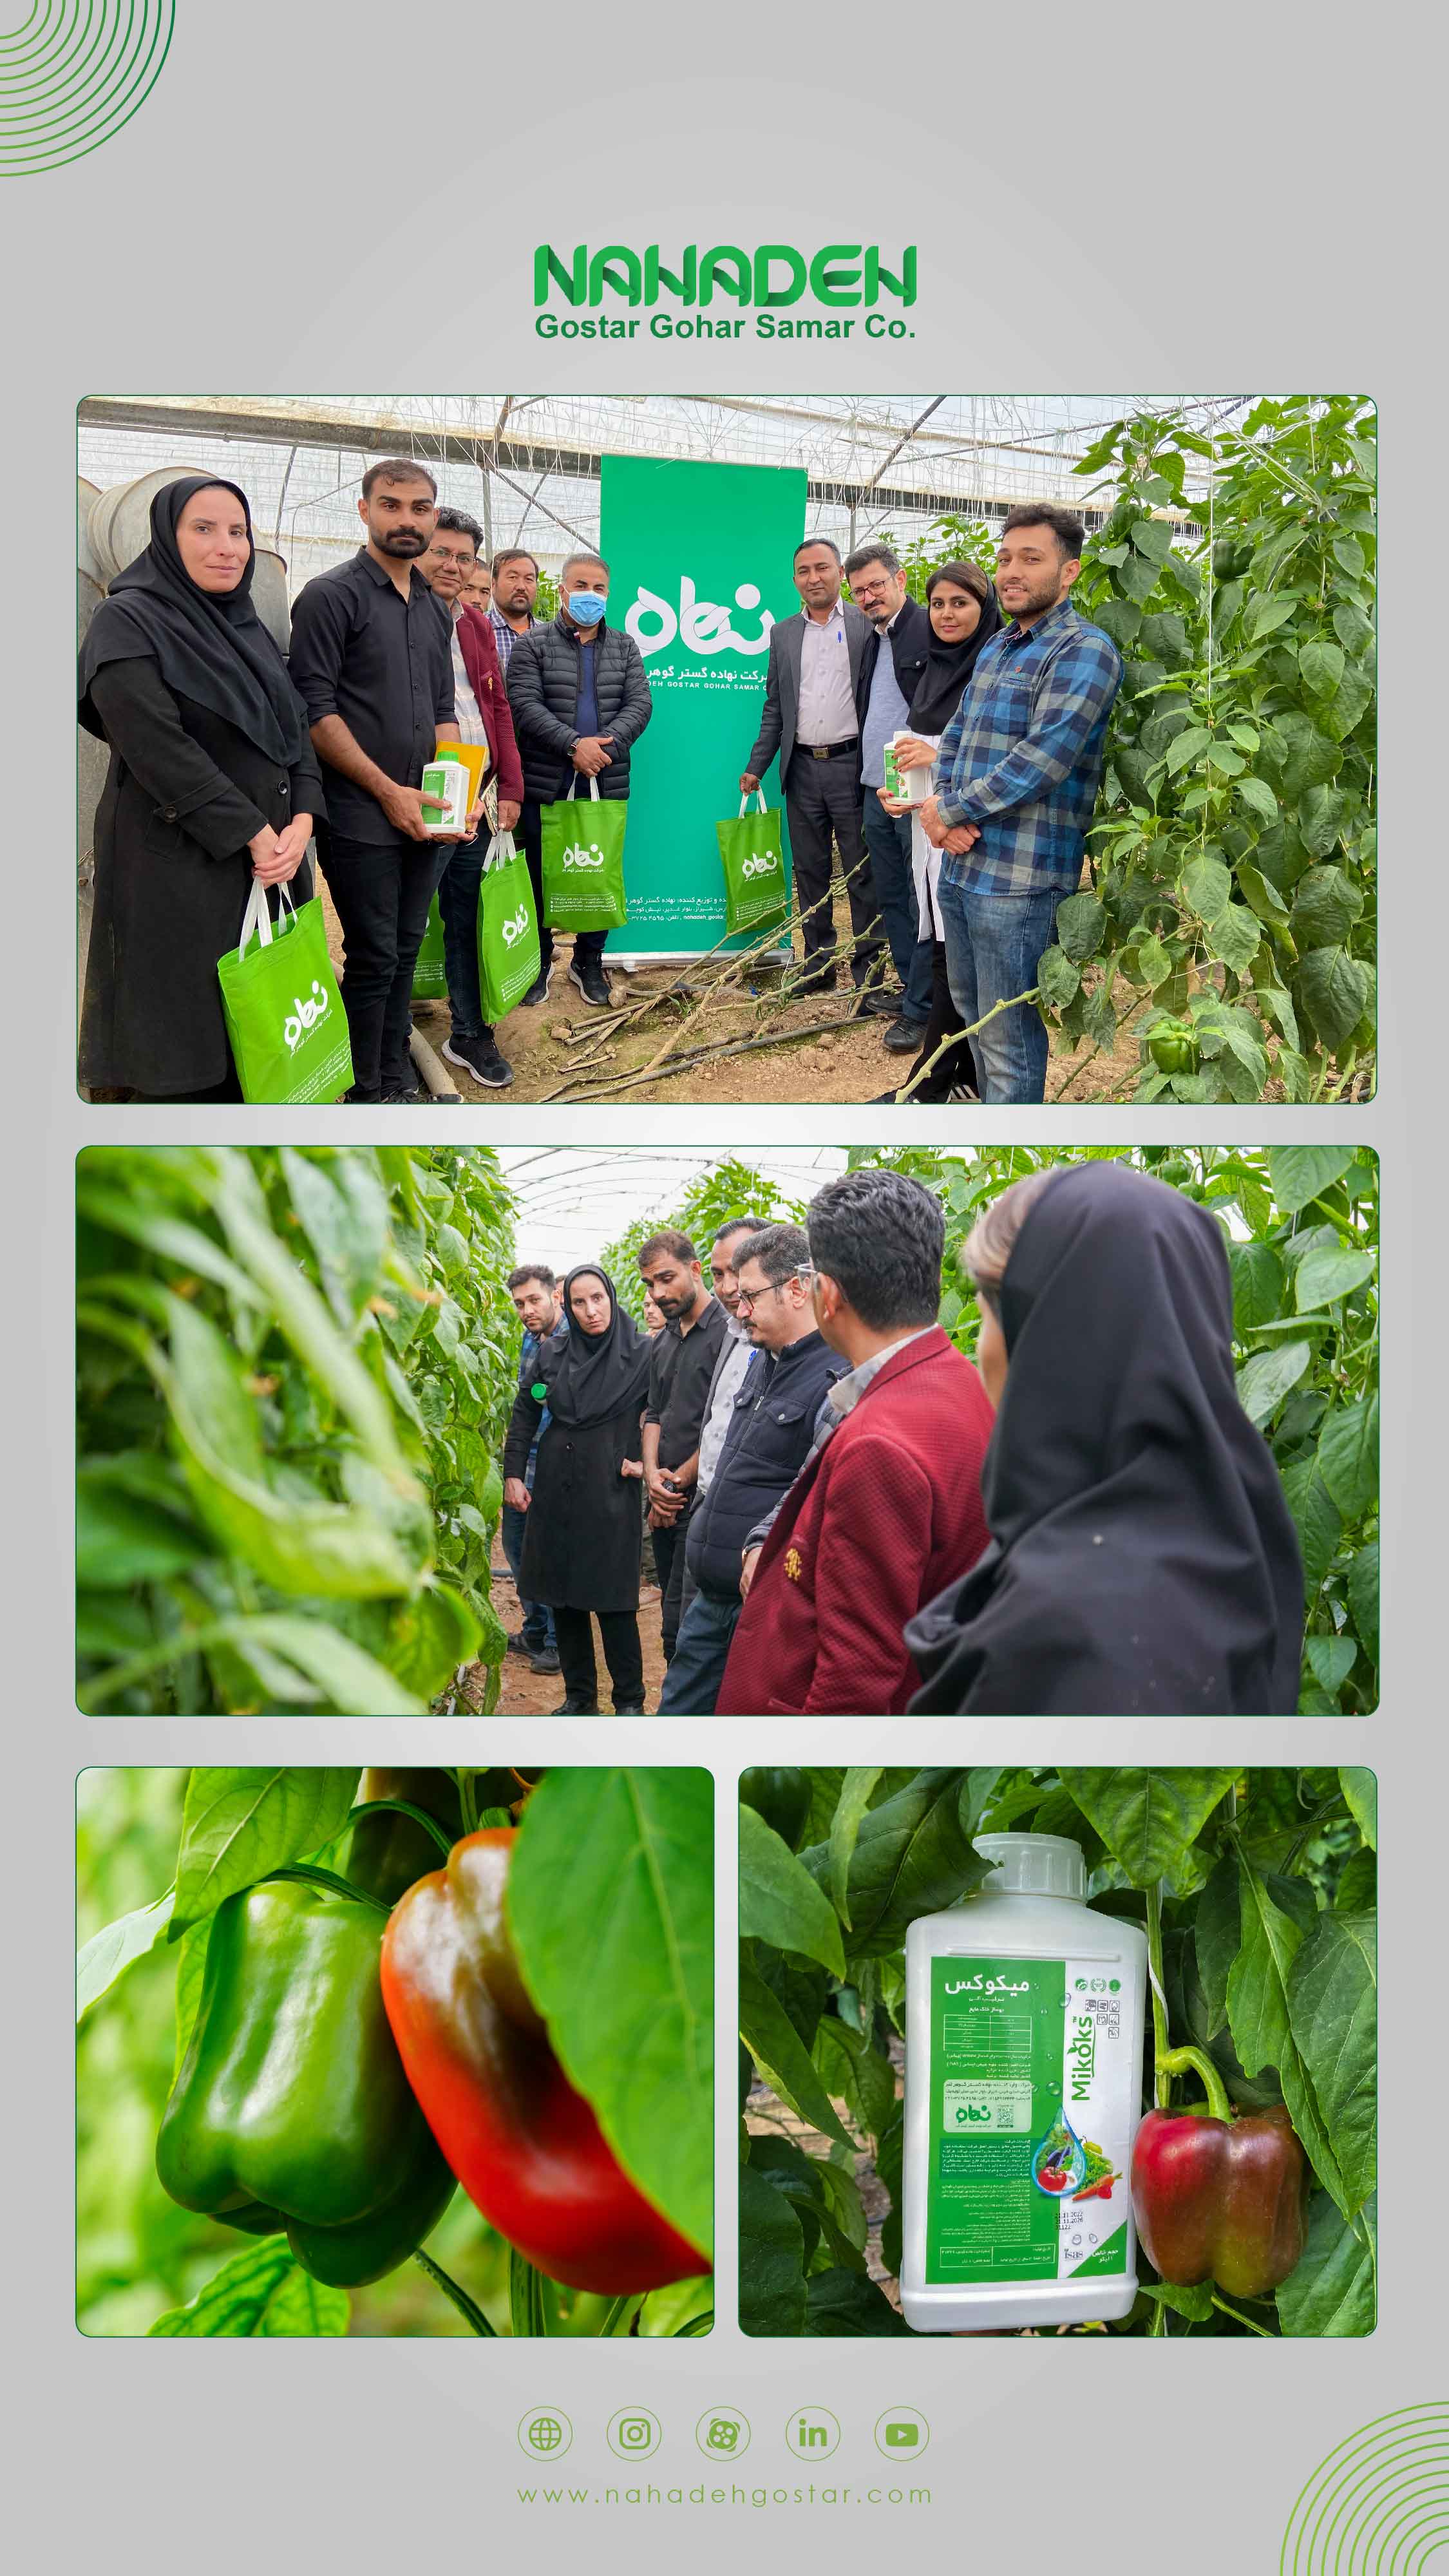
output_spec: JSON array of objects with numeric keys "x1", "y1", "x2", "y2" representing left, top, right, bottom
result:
[{"x1": 516, "y1": 2485, "x2": 932, "y2": 2506}]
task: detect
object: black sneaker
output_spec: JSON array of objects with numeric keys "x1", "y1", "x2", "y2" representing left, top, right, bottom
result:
[
  {"x1": 612, "y1": 1698, "x2": 647, "y2": 1714},
  {"x1": 381, "y1": 1083, "x2": 424, "y2": 1103},
  {"x1": 855, "y1": 986, "x2": 901, "y2": 1019},
  {"x1": 554, "y1": 1694, "x2": 600, "y2": 1714},
  {"x1": 793, "y1": 964, "x2": 838, "y2": 996},
  {"x1": 505, "y1": 1630, "x2": 533, "y2": 1658},
  {"x1": 869, "y1": 1086, "x2": 904, "y2": 1104},
  {"x1": 442, "y1": 1031, "x2": 514, "y2": 1088},
  {"x1": 884, "y1": 1016, "x2": 929, "y2": 1053},
  {"x1": 527, "y1": 1645, "x2": 562, "y2": 1676},
  {"x1": 519, "y1": 960, "x2": 554, "y2": 1007},
  {"x1": 569, "y1": 955, "x2": 612, "y2": 1008}
]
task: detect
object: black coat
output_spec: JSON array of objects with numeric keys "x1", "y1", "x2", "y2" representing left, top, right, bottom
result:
[
  {"x1": 685, "y1": 1332, "x2": 845, "y2": 1598},
  {"x1": 79, "y1": 658, "x2": 323, "y2": 1096},
  {"x1": 855, "y1": 596, "x2": 933, "y2": 726},
  {"x1": 504, "y1": 1381, "x2": 645, "y2": 1613},
  {"x1": 504, "y1": 614, "x2": 652, "y2": 803}
]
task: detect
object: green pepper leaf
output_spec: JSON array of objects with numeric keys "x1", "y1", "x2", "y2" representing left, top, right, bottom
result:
[
  {"x1": 1275, "y1": 2194, "x2": 1376, "y2": 2338},
  {"x1": 739, "y1": 1801, "x2": 845, "y2": 1976},
  {"x1": 171, "y1": 1766, "x2": 361, "y2": 1938},
  {"x1": 507, "y1": 1766, "x2": 714, "y2": 2260},
  {"x1": 738, "y1": 2162, "x2": 808, "y2": 2337},
  {"x1": 148, "y1": 2240, "x2": 350, "y2": 2337}
]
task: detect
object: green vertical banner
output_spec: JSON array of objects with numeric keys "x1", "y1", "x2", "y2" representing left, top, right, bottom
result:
[{"x1": 600, "y1": 453, "x2": 807, "y2": 957}]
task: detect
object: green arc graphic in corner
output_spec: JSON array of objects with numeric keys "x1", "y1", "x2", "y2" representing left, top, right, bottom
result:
[
  {"x1": 1281, "y1": 2405, "x2": 1449, "y2": 2571},
  {"x1": 1, "y1": 2, "x2": 176, "y2": 178}
]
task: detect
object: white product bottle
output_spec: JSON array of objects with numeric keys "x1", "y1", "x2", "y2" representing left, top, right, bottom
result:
[{"x1": 901, "y1": 1833, "x2": 1148, "y2": 2333}]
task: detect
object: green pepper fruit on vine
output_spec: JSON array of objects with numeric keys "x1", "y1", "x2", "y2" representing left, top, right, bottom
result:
[
  {"x1": 739, "y1": 1766, "x2": 811, "y2": 1853},
  {"x1": 381, "y1": 1829, "x2": 708, "y2": 2295},
  {"x1": 1130, "y1": 2065, "x2": 1308, "y2": 2300},
  {"x1": 1146, "y1": 1016, "x2": 1200, "y2": 1076},
  {"x1": 156, "y1": 1880, "x2": 456, "y2": 2287}
]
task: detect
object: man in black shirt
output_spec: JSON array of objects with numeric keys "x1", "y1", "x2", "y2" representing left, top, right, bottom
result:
[
  {"x1": 288, "y1": 459, "x2": 478, "y2": 1103},
  {"x1": 637, "y1": 1229, "x2": 728, "y2": 1667}
]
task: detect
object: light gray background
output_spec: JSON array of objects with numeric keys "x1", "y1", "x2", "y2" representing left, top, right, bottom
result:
[{"x1": 12, "y1": 0, "x2": 1432, "y2": 2561}]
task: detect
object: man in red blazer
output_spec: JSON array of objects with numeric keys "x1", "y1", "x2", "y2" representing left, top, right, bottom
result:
[
  {"x1": 717, "y1": 1168, "x2": 993, "y2": 1714},
  {"x1": 419, "y1": 510, "x2": 525, "y2": 1088}
]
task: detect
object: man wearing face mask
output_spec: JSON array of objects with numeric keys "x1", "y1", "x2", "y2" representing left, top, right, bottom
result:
[{"x1": 504, "y1": 552, "x2": 652, "y2": 1007}]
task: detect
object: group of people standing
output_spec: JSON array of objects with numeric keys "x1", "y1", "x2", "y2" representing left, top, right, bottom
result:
[
  {"x1": 80, "y1": 459, "x2": 1124, "y2": 1108},
  {"x1": 740, "y1": 509, "x2": 1124, "y2": 1104},
  {"x1": 79, "y1": 458, "x2": 652, "y2": 1103},
  {"x1": 494, "y1": 1163, "x2": 1306, "y2": 1718}
]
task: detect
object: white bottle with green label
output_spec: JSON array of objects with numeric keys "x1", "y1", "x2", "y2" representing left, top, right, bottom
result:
[{"x1": 901, "y1": 1833, "x2": 1147, "y2": 2332}]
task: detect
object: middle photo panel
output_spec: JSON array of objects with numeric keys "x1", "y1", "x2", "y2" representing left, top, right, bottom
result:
[{"x1": 75, "y1": 1142, "x2": 1378, "y2": 1723}]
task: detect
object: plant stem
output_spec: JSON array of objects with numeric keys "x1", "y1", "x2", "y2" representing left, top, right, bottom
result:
[
  {"x1": 1211, "y1": 2294, "x2": 1274, "y2": 2338},
  {"x1": 414, "y1": 2249, "x2": 496, "y2": 2336}
]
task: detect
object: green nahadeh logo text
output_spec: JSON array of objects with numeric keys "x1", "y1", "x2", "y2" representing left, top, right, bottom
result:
[{"x1": 536, "y1": 244, "x2": 916, "y2": 310}]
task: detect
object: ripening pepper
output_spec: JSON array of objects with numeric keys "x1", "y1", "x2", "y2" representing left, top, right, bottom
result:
[
  {"x1": 739, "y1": 1766, "x2": 812, "y2": 1853},
  {"x1": 156, "y1": 1880, "x2": 455, "y2": 2287},
  {"x1": 1130, "y1": 2099, "x2": 1309, "y2": 2299},
  {"x1": 381, "y1": 1828, "x2": 708, "y2": 2295}
]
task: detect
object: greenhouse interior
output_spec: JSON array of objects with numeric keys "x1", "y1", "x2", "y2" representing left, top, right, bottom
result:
[{"x1": 77, "y1": 393, "x2": 1229, "y2": 594}]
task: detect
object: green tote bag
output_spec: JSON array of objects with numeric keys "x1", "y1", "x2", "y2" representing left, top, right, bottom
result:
[
  {"x1": 477, "y1": 829, "x2": 542, "y2": 1021},
  {"x1": 217, "y1": 881, "x2": 354, "y2": 1104},
  {"x1": 716, "y1": 788, "x2": 789, "y2": 936},
  {"x1": 412, "y1": 892, "x2": 449, "y2": 999},
  {"x1": 540, "y1": 774, "x2": 629, "y2": 932}
]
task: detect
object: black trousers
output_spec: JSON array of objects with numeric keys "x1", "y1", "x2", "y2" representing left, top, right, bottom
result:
[
  {"x1": 553, "y1": 1605, "x2": 645, "y2": 1709},
  {"x1": 518, "y1": 799, "x2": 608, "y2": 975},
  {"x1": 323, "y1": 830, "x2": 443, "y2": 1099},
  {"x1": 783, "y1": 747, "x2": 886, "y2": 984},
  {"x1": 905, "y1": 940, "x2": 981, "y2": 1101},
  {"x1": 650, "y1": 1518, "x2": 690, "y2": 1663}
]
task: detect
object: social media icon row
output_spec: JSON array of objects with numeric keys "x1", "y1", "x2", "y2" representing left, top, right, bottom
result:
[{"x1": 516, "y1": 2405, "x2": 930, "y2": 2461}]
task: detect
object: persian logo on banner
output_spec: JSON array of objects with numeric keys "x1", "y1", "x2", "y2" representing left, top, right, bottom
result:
[{"x1": 599, "y1": 453, "x2": 806, "y2": 958}]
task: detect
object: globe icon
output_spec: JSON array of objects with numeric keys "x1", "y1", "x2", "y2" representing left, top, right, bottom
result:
[{"x1": 529, "y1": 2417, "x2": 564, "y2": 2454}]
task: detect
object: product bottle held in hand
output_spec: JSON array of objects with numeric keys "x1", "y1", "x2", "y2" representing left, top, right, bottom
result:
[
  {"x1": 421, "y1": 755, "x2": 471, "y2": 835},
  {"x1": 901, "y1": 1833, "x2": 1147, "y2": 2331}
]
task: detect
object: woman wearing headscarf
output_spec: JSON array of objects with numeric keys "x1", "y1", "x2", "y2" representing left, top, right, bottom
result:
[
  {"x1": 905, "y1": 1162, "x2": 1304, "y2": 1714},
  {"x1": 502, "y1": 1266, "x2": 654, "y2": 1714},
  {"x1": 874, "y1": 560, "x2": 1001, "y2": 1104},
  {"x1": 79, "y1": 475, "x2": 324, "y2": 1100}
]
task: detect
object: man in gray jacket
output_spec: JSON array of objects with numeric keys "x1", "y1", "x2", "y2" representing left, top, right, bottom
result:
[{"x1": 740, "y1": 538, "x2": 890, "y2": 1007}]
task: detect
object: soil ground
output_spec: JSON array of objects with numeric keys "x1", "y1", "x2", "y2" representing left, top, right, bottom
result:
[
  {"x1": 484, "y1": 1531, "x2": 668, "y2": 1716},
  {"x1": 319, "y1": 867, "x2": 1148, "y2": 1108}
]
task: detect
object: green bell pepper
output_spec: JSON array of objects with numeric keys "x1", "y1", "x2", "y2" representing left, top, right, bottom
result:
[{"x1": 156, "y1": 1879, "x2": 455, "y2": 2287}]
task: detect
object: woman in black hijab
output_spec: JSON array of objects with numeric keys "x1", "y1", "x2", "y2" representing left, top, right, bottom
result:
[
  {"x1": 79, "y1": 475, "x2": 325, "y2": 1100},
  {"x1": 875, "y1": 560, "x2": 1001, "y2": 1105},
  {"x1": 905, "y1": 1163, "x2": 1305, "y2": 1714},
  {"x1": 502, "y1": 1267, "x2": 654, "y2": 1713}
]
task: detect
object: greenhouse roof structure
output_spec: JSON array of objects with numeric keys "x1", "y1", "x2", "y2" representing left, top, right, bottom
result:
[{"x1": 79, "y1": 392, "x2": 1239, "y2": 594}]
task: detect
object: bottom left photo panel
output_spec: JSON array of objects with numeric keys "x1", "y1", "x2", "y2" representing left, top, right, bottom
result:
[{"x1": 76, "y1": 1764, "x2": 714, "y2": 2338}]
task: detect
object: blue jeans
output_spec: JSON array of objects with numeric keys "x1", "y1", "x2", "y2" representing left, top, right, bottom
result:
[
  {"x1": 437, "y1": 836, "x2": 488, "y2": 1039},
  {"x1": 937, "y1": 876, "x2": 1062, "y2": 1103},
  {"x1": 862, "y1": 787, "x2": 934, "y2": 1022},
  {"x1": 656, "y1": 1587, "x2": 741, "y2": 1714},
  {"x1": 500, "y1": 1490, "x2": 555, "y2": 1655}
]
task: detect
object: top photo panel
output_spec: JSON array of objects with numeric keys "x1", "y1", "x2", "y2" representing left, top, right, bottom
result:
[{"x1": 76, "y1": 395, "x2": 1376, "y2": 1111}]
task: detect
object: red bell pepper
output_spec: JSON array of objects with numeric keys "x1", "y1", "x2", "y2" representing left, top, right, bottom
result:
[
  {"x1": 380, "y1": 1828, "x2": 708, "y2": 2295},
  {"x1": 1131, "y1": 2074, "x2": 1309, "y2": 2300}
]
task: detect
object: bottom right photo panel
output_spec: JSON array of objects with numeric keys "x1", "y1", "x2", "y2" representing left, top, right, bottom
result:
[{"x1": 739, "y1": 1763, "x2": 1376, "y2": 2340}]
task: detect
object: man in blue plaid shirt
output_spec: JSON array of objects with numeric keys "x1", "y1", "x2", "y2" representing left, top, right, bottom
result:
[{"x1": 920, "y1": 504, "x2": 1123, "y2": 1103}]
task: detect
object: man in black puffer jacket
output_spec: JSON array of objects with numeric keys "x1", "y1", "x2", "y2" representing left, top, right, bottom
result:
[
  {"x1": 658, "y1": 1222, "x2": 844, "y2": 1714},
  {"x1": 504, "y1": 552, "x2": 652, "y2": 1006}
]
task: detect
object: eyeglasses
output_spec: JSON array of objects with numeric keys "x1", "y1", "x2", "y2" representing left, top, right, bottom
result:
[{"x1": 735, "y1": 1270, "x2": 813, "y2": 1314}]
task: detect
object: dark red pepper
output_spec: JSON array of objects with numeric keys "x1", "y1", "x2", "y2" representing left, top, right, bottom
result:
[
  {"x1": 380, "y1": 1828, "x2": 708, "y2": 2295},
  {"x1": 1131, "y1": 2099, "x2": 1309, "y2": 2298}
]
